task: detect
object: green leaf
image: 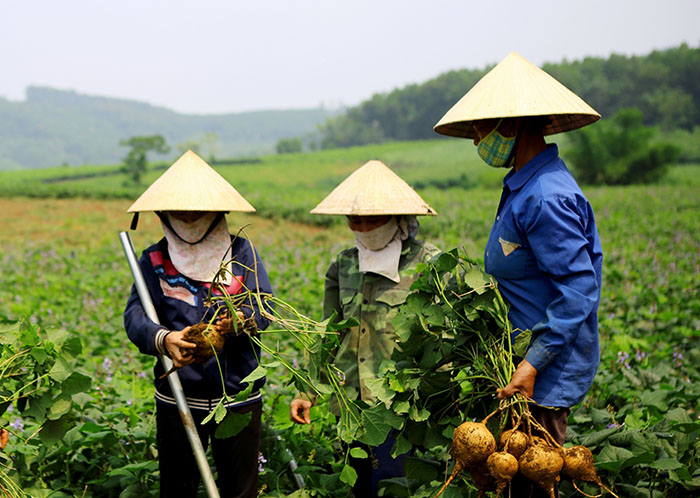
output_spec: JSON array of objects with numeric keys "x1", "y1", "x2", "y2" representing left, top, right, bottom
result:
[
  {"x1": 434, "y1": 252, "x2": 458, "y2": 273},
  {"x1": 393, "y1": 400, "x2": 410, "y2": 414},
  {"x1": 579, "y1": 427, "x2": 619, "y2": 448},
  {"x1": 349, "y1": 447, "x2": 368, "y2": 459},
  {"x1": 339, "y1": 464, "x2": 358, "y2": 486},
  {"x1": 47, "y1": 395, "x2": 72, "y2": 420},
  {"x1": 409, "y1": 405, "x2": 430, "y2": 422},
  {"x1": 61, "y1": 372, "x2": 92, "y2": 395},
  {"x1": 40, "y1": 416, "x2": 70, "y2": 446},
  {"x1": 595, "y1": 443, "x2": 635, "y2": 473},
  {"x1": 361, "y1": 405, "x2": 404, "y2": 446},
  {"x1": 48, "y1": 356, "x2": 72, "y2": 382},
  {"x1": 202, "y1": 401, "x2": 227, "y2": 425},
  {"x1": 461, "y1": 267, "x2": 491, "y2": 294},
  {"x1": 649, "y1": 457, "x2": 683, "y2": 470},
  {"x1": 365, "y1": 378, "x2": 394, "y2": 406},
  {"x1": 511, "y1": 329, "x2": 532, "y2": 358},
  {"x1": 624, "y1": 411, "x2": 647, "y2": 429},
  {"x1": 240, "y1": 365, "x2": 267, "y2": 385},
  {"x1": 214, "y1": 411, "x2": 252, "y2": 439},
  {"x1": 390, "y1": 435, "x2": 412, "y2": 458},
  {"x1": 639, "y1": 390, "x2": 668, "y2": 412}
]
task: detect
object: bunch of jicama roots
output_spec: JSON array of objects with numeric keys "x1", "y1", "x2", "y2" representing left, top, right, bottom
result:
[{"x1": 435, "y1": 401, "x2": 618, "y2": 498}]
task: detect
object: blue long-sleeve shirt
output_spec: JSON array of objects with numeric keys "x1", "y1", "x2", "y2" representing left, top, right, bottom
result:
[
  {"x1": 124, "y1": 235, "x2": 273, "y2": 412},
  {"x1": 484, "y1": 144, "x2": 603, "y2": 407}
]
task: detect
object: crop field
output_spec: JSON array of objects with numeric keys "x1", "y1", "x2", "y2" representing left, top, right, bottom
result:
[{"x1": 0, "y1": 140, "x2": 699, "y2": 497}]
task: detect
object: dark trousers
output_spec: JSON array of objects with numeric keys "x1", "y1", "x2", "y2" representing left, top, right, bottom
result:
[
  {"x1": 510, "y1": 405, "x2": 570, "y2": 498},
  {"x1": 350, "y1": 433, "x2": 409, "y2": 498},
  {"x1": 156, "y1": 400, "x2": 262, "y2": 498}
]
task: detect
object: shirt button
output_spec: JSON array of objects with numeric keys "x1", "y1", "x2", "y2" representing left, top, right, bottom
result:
[
  {"x1": 497, "y1": 215, "x2": 500, "y2": 220},
  {"x1": 360, "y1": 357, "x2": 365, "y2": 362}
]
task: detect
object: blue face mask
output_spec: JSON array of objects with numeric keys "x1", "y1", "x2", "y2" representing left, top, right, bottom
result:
[{"x1": 476, "y1": 121, "x2": 516, "y2": 168}]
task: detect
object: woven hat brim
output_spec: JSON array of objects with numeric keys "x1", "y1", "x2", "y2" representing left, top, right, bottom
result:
[
  {"x1": 310, "y1": 160, "x2": 437, "y2": 216},
  {"x1": 127, "y1": 150, "x2": 255, "y2": 213},
  {"x1": 434, "y1": 52, "x2": 601, "y2": 139}
]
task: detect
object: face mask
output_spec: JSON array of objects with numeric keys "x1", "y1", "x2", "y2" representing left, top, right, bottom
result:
[
  {"x1": 353, "y1": 217, "x2": 398, "y2": 251},
  {"x1": 477, "y1": 122, "x2": 516, "y2": 168}
]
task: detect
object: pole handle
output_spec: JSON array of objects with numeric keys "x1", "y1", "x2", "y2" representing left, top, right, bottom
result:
[{"x1": 119, "y1": 231, "x2": 221, "y2": 498}]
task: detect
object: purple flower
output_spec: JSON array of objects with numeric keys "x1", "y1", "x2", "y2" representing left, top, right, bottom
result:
[
  {"x1": 292, "y1": 358, "x2": 299, "y2": 369},
  {"x1": 607, "y1": 422, "x2": 625, "y2": 429},
  {"x1": 6, "y1": 405, "x2": 13, "y2": 414},
  {"x1": 258, "y1": 452, "x2": 267, "y2": 472},
  {"x1": 127, "y1": 398, "x2": 133, "y2": 406},
  {"x1": 673, "y1": 347, "x2": 683, "y2": 368},
  {"x1": 12, "y1": 418, "x2": 23, "y2": 432},
  {"x1": 138, "y1": 371, "x2": 147, "y2": 379},
  {"x1": 616, "y1": 351, "x2": 631, "y2": 370},
  {"x1": 635, "y1": 349, "x2": 646, "y2": 362},
  {"x1": 102, "y1": 357, "x2": 113, "y2": 372}
]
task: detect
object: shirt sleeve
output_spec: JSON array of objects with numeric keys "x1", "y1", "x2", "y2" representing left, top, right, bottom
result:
[
  {"x1": 322, "y1": 258, "x2": 341, "y2": 322},
  {"x1": 123, "y1": 251, "x2": 169, "y2": 357},
  {"x1": 523, "y1": 195, "x2": 600, "y2": 372}
]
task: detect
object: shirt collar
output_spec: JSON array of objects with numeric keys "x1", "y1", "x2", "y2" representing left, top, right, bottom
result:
[{"x1": 503, "y1": 144, "x2": 559, "y2": 192}]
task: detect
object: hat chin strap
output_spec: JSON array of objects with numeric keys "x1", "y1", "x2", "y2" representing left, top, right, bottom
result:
[{"x1": 155, "y1": 212, "x2": 225, "y2": 245}]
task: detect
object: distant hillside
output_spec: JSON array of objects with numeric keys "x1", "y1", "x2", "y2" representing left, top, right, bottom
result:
[
  {"x1": 318, "y1": 44, "x2": 700, "y2": 149},
  {"x1": 0, "y1": 86, "x2": 337, "y2": 169}
]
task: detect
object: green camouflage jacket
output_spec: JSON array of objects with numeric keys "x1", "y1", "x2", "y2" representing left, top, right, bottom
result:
[{"x1": 323, "y1": 238, "x2": 441, "y2": 403}]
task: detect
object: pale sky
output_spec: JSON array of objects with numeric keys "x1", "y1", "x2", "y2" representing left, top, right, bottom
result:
[{"x1": 2, "y1": 0, "x2": 698, "y2": 114}]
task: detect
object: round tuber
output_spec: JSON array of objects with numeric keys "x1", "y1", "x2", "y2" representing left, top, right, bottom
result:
[
  {"x1": 518, "y1": 445, "x2": 564, "y2": 498},
  {"x1": 497, "y1": 428, "x2": 529, "y2": 458},
  {"x1": 486, "y1": 451, "x2": 518, "y2": 496}
]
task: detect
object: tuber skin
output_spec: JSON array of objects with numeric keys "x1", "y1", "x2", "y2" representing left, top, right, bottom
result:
[
  {"x1": 498, "y1": 428, "x2": 529, "y2": 459},
  {"x1": 434, "y1": 422, "x2": 497, "y2": 498},
  {"x1": 518, "y1": 445, "x2": 564, "y2": 498},
  {"x1": 562, "y1": 445, "x2": 600, "y2": 483},
  {"x1": 452, "y1": 421, "x2": 497, "y2": 468},
  {"x1": 162, "y1": 310, "x2": 253, "y2": 378},
  {"x1": 486, "y1": 451, "x2": 519, "y2": 497}
]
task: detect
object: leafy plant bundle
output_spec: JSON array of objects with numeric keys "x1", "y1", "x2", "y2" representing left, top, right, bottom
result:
[{"x1": 0, "y1": 319, "x2": 92, "y2": 498}]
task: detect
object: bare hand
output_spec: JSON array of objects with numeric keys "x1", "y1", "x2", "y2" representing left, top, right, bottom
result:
[
  {"x1": 290, "y1": 398, "x2": 312, "y2": 425},
  {"x1": 164, "y1": 328, "x2": 197, "y2": 368},
  {"x1": 0, "y1": 428, "x2": 8, "y2": 450},
  {"x1": 497, "y1": 359, "x2": 538, "y2": 399}
]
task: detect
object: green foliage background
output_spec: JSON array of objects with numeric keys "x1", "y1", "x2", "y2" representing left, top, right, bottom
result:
[{"x1": 0, "y1": 136, "x2": 698, "y2": 496}]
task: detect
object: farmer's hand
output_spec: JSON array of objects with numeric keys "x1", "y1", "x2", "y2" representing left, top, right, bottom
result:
[
  {"x1": 290, "y1": 398, "x2": 312, "y2": 425},
  {"x1": 164, "y1": 329, "x2": 197, "y2": 368},
  {"x1": 497, "y1": 359, "x2": 538, "y2": 399},
  {"x1": 0, "y1": 428, "x2": 8, "y2": 450}
]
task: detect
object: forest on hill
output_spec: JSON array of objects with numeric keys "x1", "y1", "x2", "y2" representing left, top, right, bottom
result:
[
  {"x1": 317, "y1": 44, "x2": 700, "y2": 149},
  {"x1": 0, "y1": 87, "x2": 336, "y2": 169}
]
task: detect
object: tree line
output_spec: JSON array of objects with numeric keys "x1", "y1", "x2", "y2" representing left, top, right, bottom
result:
[{"x1": 316, "y1": 44, "x2": 699, "y2": 149}]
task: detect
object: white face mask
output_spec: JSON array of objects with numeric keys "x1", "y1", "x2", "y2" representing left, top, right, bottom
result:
[{"x1": 353, "y1": 217, "x2": 398, "y2": 251}]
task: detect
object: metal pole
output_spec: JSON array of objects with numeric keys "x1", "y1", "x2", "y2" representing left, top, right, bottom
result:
[{"x1": 119, "y1": 231, "x2": 220, "y2": 498}]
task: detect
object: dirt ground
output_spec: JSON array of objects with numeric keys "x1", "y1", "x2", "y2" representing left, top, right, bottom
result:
[{"x1": 0, "y1": 197, "x2": 345, "y2": 253}]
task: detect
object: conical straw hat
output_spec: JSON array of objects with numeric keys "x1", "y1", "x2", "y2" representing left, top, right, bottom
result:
[
  {"x1": 311, "y1": 160, "x2": 437, "y2": 216},
  {"x1": 127, "y1": 150, "x2": 255, "y2": 213},
  {"x1": 434, "y1": 52, "x2": 600, "y2": 139}
]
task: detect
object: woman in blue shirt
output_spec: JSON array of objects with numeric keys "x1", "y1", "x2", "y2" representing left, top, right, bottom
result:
[{"x1": 434, "y1": 53, "x2": 603, "y2": 487}]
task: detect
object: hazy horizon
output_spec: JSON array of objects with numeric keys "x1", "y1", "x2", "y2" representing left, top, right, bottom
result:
[{"x1": 2, "y1": 1, "x2": 697, "y2": 115}]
